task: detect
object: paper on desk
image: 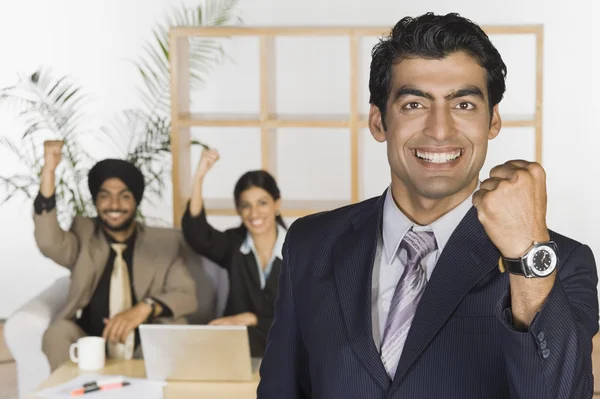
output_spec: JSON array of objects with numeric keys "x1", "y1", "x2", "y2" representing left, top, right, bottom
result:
[{"x1": 34, "y1": 373, "x2": 165, "y2": 399}]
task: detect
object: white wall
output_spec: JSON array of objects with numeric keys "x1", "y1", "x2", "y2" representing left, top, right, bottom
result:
[{"x1": 1, "y1": 0, "x2": 599, "y2": 318}]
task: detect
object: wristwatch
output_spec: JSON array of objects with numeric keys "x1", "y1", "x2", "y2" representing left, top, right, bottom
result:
[
  {"x1": 500, "y1": 241, "x2": 559, "y2": 278},
  {"x1": 142, "y1": 297, "x2": 158, "y2": 321}
]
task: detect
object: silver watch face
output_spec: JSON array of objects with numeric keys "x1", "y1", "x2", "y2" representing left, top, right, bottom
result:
[{"x1": 527, "y1": 245, "x2": 557, "y2": 277}]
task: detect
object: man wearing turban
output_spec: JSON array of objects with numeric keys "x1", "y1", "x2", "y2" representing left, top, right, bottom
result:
[{"x1": 32, "y1": 140, "x2": 199, "y2": 371}]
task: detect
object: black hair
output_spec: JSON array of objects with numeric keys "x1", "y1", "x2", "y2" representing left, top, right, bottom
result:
[
  {"x1": 369, "y1": 12, "x2": 507, "y2": 130},
  {"x1": 234, "y1": 170, "x2": 287, "y2": 229}
]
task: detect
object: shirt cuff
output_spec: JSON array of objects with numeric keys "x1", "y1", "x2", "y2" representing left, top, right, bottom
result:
[
  {"x1": 152, "y1": 297, "x2": 173, "y2": 318},
  {"x1": 34, "y1": 192, "x2": 56, "y2": 215}
]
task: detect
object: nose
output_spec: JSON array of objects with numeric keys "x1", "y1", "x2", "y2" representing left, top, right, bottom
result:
[
  {"x1": 108, "y1": 197, "x2": 119, "y2": 209},
  {"x1": 424, "y1": 105, "x2": 454, "y2": 141},
  {"x1": 249, "y1": 205, "x2": 259, "y2": 219},
  {"x1": 107, "y1": 196, "x2": 124, "y2": 211}
]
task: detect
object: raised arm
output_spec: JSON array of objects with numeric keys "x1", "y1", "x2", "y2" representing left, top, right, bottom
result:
[
  {"x1": 189, "y1": 148, "x2": 219, "y2": 218},
  {"x1": 33, "y1": 140, "x2": 80, "y2": 268},
  {"x1": 473, "y1": 160, "x2": 599, "y2": 398},
  {"x1": 181, "y1": 149, "x2": 237, "y2": 268}
]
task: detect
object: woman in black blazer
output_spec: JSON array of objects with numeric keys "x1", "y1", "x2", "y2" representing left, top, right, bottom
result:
[{"x1": 181, "y1": 149, "x2": 287, "y2": 357}]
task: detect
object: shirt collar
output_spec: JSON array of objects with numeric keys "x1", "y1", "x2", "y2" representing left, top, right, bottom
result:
[
  {"x1": 240, "y1": 223, "x2": 287, "y2": 260},
  {"x1": 382, "y1": 182, "x2": 480, "y2": 264}
]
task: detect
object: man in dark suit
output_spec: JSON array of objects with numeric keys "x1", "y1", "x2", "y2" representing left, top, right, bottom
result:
[{"x1": 257, "y1": 12, "x2": 599, "y2": 399}]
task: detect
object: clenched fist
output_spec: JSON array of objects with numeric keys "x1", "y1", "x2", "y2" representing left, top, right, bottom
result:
[
  {"x1": 43, "y1": 140, "x2": 64, "y2": 173},
  {"x1": 472, "y1": 160, "x2": 550, "y2": 259},
  {"x1": 194, "y1": 149, "x2": 220, "y2": 182}
]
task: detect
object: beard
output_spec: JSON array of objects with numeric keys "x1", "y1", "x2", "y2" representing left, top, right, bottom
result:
[{"x1": 98, "y1": 210, "x2": 136, "y2": 232}]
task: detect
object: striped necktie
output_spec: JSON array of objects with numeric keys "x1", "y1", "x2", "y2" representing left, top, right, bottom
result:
[{"x1": 380, "y1": 229, "x2": 437, "y2": 379}]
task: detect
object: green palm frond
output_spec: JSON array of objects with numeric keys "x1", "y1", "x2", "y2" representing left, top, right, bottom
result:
[
  {"x1": 204, "y1": 0, "x2": 243, "y2": 27},
  {"x1": 105, "y1": 0, "x2": 240, "y2": 207},
  {"x1": 0, "y1": 69, "x2": 92, "y2": 141},
  {"x1": 0, "y1": 68, "x2": 96, "y2": 227},
  {"x1": 0, "y1": 136, "x2": 43, "y2": 202},
  {"x1": 104, "y1": 108, "x2": 172, "y2": 202},
  {"x1": 134, "y1": 0, "x2": 241, "y2": 118},
  {"x1": 103, "y1": 0, "x2": 239, "y2": 189},
  {"x1": 0, "y1": 175, "x2": 38, "y2": 206},
  {"x1": 0, "y1": 0, "x2": 241, "y2": 228}
]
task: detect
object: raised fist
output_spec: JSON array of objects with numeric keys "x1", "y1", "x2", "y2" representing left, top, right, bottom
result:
[
  {"x1": 43, "y1": 140, "x2": 64, "y2": 172},
  {"x1": 472, "y1": 160, "x2": 549, "y2": 259},
  {"x1": 194, "y1": 149, "x2": 220, "y2": 181}
]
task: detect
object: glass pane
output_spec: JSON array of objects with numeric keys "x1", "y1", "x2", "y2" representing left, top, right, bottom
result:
[
  {"x1": 275, "y1": 37, "x2": 350, "y2": 116},
  {"x1": 276, "y1": 128, "x2": 351, "y2": 201}
]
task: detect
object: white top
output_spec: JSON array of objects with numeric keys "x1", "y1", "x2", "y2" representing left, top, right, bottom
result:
[{"x1": 240, "y1": 224, "x2": 287, "y2": 289}]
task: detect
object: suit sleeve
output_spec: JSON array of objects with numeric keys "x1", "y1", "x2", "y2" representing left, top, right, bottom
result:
[
  {"x1": 257, "y1": 226, "x2": 311, "y2": 399},
  {"x1": 496, "y1": 244, "x2": 599, "y2": 399},
  {"x1": 152, "y1": 252, "x2": 199, "y2": 319},
  {"x1": 247, "y1": 310, "x2": 274, "y2": 357},
  {"x1": 33, "y1": 206, "x2": 80, "y2": 269},
  {"x1": 181, "y1": 201, "x2": 236, "y2": 269}
]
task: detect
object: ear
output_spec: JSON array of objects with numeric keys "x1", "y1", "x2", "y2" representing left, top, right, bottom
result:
[
  {"x1": 369, "y1": 104, "x2": 387, "y2": 143},
  {"x1": 488, "y1": 104, "x2": 501, "y2": 140},
  {"x1": 274, "y1": 198, "x2": 282, "y2": 213}
]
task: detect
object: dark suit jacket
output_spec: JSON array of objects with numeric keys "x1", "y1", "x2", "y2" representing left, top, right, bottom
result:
[
  {"x1": 257, "y1": 193, "x2": 599, "y2": 399},
  {"x1": 181, "y1": 204, "x2": 281, "y2": 357}
]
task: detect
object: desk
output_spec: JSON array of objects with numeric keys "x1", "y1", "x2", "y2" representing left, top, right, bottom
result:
[
  {"x1": 30, "y1": 359, "x2": 259, "y2": 399},
  {"x1": 28, "y1": 343, "x2": 600, "y2": 398}
]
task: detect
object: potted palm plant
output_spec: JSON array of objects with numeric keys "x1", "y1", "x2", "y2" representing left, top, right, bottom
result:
[{"x1": 0, "y1": 0, "x2": 239, "y2": 228}]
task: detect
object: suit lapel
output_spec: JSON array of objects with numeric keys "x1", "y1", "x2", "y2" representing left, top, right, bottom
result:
[
  {"x1": 132, "y1": 224, "x2": 154, "y2": 302},
  {"x1": 80, "y1": 222, "x2": 154, "y2": 307},
  {"x1": 391, "y1": 207, "x2": 501, "y2": 388},
  {"x1": 333, "y1": 196, "x2": 390, "y2": 392},
  {"x1": 86, "y1": 226, "x2": 110, "y2": 302},
  {"x1": 265, "y1": 259, "x2": 281, "y2": 293},
  {"x1": 245, "y1": 253, "x2": 263, "y2": 290}
]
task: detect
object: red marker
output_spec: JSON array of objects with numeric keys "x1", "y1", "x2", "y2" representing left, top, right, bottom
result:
[{"x1": 70, "y1": 382, "x2": 130, "y2": 396}]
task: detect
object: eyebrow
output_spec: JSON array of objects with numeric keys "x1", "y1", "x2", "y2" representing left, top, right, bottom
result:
[
  {"x1": 240, "y1": 196, "x2": 270, "y2": 204},
  {"x1": 447, "y1": 86, "x2": 485, "y2": 101},
  {"x1": 392, "y1": 85, "x2": 485, "y2": 102},
  {"x1": 98, "y1": 188, "x2": 132, "y2": 195}
]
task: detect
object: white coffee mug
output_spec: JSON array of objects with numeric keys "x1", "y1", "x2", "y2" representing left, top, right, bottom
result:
[{"x1": 69, "y1": 337, "x2": 106, "y2": 371}]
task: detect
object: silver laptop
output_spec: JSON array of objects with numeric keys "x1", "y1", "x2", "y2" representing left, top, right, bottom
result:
[{"x1": 139, "y1": 324, "x2": 261, "y2": 382}]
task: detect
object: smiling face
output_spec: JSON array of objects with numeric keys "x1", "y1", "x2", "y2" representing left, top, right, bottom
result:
[
  {"x1": 95, "y1": 178, "x2": 137, "y2": 233},
  {"x1": 369, "y1": 51, "x2": 502, "y2": 205},
  {"x1": 237, "y1": 186, "x2": 281, "y2": 236}
]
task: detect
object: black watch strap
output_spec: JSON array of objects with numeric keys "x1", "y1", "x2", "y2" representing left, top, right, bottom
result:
[{"x1": 500, "y1": 257, "x2": 526, "y2": 276}]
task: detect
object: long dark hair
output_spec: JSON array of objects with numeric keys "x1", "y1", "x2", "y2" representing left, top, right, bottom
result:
[{"x1": 233, "y1": 170, "x2": 287, "y2": 229}]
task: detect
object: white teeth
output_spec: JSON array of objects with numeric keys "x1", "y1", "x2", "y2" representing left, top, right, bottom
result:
[{"x1": 415, "y1": 150, "x2": 461, "y2": 163}]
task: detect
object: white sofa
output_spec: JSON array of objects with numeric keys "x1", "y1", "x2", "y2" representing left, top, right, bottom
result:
[{"x1": 4, "y1": 254, "x2": 228, "y2": 399}]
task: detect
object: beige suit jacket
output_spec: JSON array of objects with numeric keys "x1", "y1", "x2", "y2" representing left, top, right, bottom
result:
[{"x1": 33, "y1": 208, "x2": 198, "y2": 322}]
